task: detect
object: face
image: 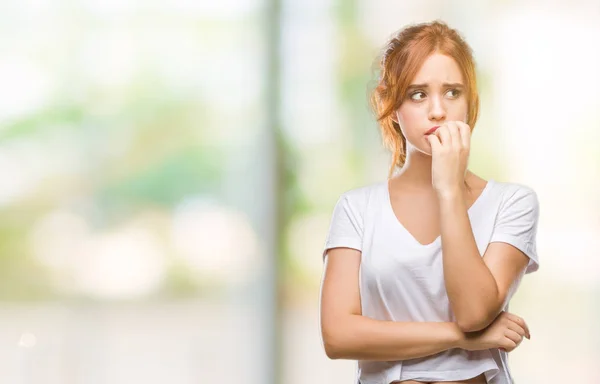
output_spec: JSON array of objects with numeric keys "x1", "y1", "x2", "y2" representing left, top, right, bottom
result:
[{"x1": 394, "y1": 53, "x2": 468, "y2": 155}]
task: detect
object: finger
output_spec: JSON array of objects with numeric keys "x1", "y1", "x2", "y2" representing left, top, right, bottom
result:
[
  {"x1": 500, "y1": 339, "x2": 517, "y2": 353},
  {"x1": 506, "y1": 313, "x2": 530, "y2": 339},
  {"x1": 456, "y1": 121, "x2": 471, "y2": 149},
  {"x1": 506, "y1": 321, "x2": 527, "y2": 340},
  {"x1": 435, "y1": 125, "x2": 452, "y2": 146},
  {"x1": 521, "y1": 319, "x2": 531, "y2": 339},
  {"x1": 504, "y1": 329, "x2": 523, "y2": 346},
  {"x1": 427, "y1": 133, "x2": 442, "y2": 152},
  {"x1": 446, "y1": 122, "x2": 462, "y2": 149}
]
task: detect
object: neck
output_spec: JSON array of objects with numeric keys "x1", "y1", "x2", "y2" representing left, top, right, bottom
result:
[
  {"x1": 393, "y1": 145, "x2": 472, "y2": 191},
  {"x1": 396, "y1": 148, "x2": 434, "y2": 188}
]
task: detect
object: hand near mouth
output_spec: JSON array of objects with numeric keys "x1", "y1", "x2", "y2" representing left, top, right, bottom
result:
[
  {"x1": 425, "y1": 126, "x2": 440, "y2": 135},
  {"x1": 425, "y1": 121, "x2": 471, "y2": 196}
]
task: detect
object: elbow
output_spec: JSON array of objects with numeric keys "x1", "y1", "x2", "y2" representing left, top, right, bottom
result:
[
  {"x1": 321, "y1": 324, "x2": 351, "y2": 359},
  {"x1": 454, "y1": 297, "x2": 501, "y2": 333},
  {"x1": 456, "y1": 318, "x2": 486, "y2": 333},
  {"x1": 455, "y1": 311, "x2": 494, "y2": 333},
  {"x1": 323, "y1": 339, "x2": 343, "y2": 359}
]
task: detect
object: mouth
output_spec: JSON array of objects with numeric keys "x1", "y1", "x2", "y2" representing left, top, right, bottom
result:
[{"x1": 425, "y1": 126, "x2": 440, "y2": 135}]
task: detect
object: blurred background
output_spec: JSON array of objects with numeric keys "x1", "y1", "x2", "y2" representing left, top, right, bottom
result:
[{"x1": 0, "y1": 0, "x2": 599, "y2": 383}]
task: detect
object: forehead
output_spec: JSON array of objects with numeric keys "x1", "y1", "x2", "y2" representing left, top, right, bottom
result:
[{"x1": 411, "y1": 53, "x2": 463, "y2": 84}]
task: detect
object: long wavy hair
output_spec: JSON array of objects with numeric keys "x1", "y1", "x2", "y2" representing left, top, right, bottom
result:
[{"x1": 370, "y1": 20, "x2": 480, "y2": 179}]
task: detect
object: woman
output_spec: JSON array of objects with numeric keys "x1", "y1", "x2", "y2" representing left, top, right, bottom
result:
[{"x1": 319, "y1": 20, "x2": 539, "y2": 384}]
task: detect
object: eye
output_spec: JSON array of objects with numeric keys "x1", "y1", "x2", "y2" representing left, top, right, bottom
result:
[
  {"x1": 446, "y1": 88, "x2": 462, "y2": 98},
  {"x1": 409, "y1": 91, "x2": 426, "y2": 101}
]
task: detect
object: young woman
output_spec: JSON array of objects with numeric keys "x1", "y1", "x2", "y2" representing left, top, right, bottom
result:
[{"x1": 319, "y1": 20, "x2": 539, "y2": 384}]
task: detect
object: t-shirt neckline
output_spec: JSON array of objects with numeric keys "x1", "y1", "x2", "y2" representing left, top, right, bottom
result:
[{"x1": 383, "y1": 178, "x2": 495, "y2": 248}]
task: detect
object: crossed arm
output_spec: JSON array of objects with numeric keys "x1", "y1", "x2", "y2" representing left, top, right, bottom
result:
[
  {"x1": 438, "y1": 189, "x2": 530, "y2": 332},
  {"x1": 320, "y1": 247, "x2": 530, "y2": 361},
  {"x1": 320, "y1": 190, "x2": 533, "y2": 361}
]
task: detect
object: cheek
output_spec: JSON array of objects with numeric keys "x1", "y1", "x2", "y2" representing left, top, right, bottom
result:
[
  {"x1": 451, "y1": 101, "x2": 469, "y2": 121},
  {"x1": 397, "y1": 107, "x2": 423, "y2": 132}
]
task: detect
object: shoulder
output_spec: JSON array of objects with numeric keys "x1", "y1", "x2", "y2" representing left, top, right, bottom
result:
[
  {"x1": 491, "y1": 179, "x2": 538, "y2": 200},
  {"x1": 330, "y1": 180, "x2": 387, "y2": 220},
  {"x1": 469, "y1": 172, "x2": 536, "y2": 197},
  {"x1": 337, "y1": 180, "x2": 387, "y2": 207},
  {"x1": 490, "y1": 179, "x2": 539, "y2": 214}
]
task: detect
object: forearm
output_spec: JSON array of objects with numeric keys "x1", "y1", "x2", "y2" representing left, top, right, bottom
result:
[
  {"x1": 324, "y1": 316, "x2": 465, "y2": 361},
  {"x1": 439, "y1": 190, "x2": 500, "y2": 330}
]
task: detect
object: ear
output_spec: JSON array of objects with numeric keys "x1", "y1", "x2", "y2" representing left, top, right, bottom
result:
[{"x1": 390, "y1": 110, "x2": 399, "y2": 124}]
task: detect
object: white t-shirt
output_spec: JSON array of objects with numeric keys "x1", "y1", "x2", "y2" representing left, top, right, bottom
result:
[{"x1": 322, "y1": 179, "x2": 540, "y2": 384}]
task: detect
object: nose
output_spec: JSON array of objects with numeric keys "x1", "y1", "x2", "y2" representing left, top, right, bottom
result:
[{"x1": 428, "y1": 94, "x2": 446, "y2": 122}]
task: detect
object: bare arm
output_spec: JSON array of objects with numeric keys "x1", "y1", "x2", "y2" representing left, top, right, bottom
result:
[
  {"x1": 320, "y1": 247, "x2": 466, "y2": 361},
  {"x1": 438, "y1": 190, "x2": 529, "y2": 332}
]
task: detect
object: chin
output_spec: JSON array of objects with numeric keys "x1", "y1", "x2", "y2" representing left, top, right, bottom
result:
[
  {"x1": 420, "y1": 147, "x2": 433, "y2": 157},
  {"x1": 406, "y1": 139, "x2": 432, "y2": 157}
]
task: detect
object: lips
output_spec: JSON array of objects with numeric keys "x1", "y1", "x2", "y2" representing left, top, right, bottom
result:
[{"x1": 425, "y1": 126, "x2": 440, "y2": 135}]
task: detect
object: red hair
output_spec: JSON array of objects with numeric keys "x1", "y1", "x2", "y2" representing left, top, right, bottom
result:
[{"x1": 370, "y1": 20, "x2": 480, "y2": 178}]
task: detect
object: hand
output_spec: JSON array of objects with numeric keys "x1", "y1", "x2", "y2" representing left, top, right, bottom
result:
[
  {"x1": 426, "y1": 121, "x2": 471, "y2": 196},
  {"x1": 459, "y1": 311, "x2": 531, "y2": 352}
]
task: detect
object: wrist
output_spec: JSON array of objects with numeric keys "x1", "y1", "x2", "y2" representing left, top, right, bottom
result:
[
  {"x1": 436, "y1": 186, "x2": 463, "y2": 201},
  {"x1": 450, "y1": 323, "x2": 468, "y2": 349}
]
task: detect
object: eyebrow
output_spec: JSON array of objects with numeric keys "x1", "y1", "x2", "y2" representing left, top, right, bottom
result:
[{"x1": 407, "y1": 83, "x2": 464, "y2": 89}]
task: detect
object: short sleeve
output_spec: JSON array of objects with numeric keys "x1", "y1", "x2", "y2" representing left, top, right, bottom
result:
[
  {"x1": 322, "y1": 193, "x2": 364, "y2": 259},
  {"x1": 489, "y1": 186, "x2": 540, "y2": 274}
]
